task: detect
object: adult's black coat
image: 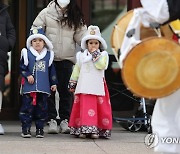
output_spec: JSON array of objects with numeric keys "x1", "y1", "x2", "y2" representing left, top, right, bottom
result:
[
  {"x1": 167, "y1": 0, "x2": 180, "y2": 22},
  {"x1": 0, "y1": 3, "x2": 16, "y2": 91}
]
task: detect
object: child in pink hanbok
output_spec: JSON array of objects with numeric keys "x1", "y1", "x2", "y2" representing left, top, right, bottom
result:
[{"x1": 68, "y1": 25, "x2": 112, "y2": 139}]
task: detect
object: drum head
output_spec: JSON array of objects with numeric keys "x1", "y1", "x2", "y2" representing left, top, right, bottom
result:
[
  {"x1": 111, "y1": 10, "x2": 173, "y2": 55},
  {"x1": 122, "y1": 37, "x2": 180, "y2": 99},
  {"x1": 111, "y1": 10, "x2": 134, "y2": 55}
]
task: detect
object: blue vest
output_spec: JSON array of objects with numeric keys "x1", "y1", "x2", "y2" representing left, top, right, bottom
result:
[{"x1": 22, "y1": 50, "x2": 51, "y2": 94}]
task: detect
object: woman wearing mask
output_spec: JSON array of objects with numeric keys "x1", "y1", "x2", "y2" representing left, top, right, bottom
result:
[{"x1": 32, "y1": 0, "x2": 87, "y2": 134}]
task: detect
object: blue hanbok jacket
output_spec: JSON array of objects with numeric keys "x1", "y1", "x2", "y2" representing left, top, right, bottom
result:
[{"x1": 20, "y1": 47, "x2": 57, "y2": 95}]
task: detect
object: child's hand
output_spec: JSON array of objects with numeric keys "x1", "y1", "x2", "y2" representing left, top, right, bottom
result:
[
  {"x1": 27, "y1": 75, "x2": 34, "y2": 84},
  {"x1": 90, "y1": 50, "x2": 101, "y2": 62},
  {"x1": 68, "y1": 81, "x2": 77, "y2": 93},
  {"x1": 69, "y1": 88, "x2": 75, "y2": 93},
  {"x1": 51, "y1": 85, "x2": 57, "y2": 92}
]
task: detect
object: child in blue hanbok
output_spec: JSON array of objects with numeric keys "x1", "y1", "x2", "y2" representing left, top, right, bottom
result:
[{"x1": 19, "y1": 27, "x2": 58, "y2": 138}]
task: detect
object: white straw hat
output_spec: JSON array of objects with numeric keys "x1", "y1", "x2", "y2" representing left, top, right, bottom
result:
[{"x1": 81, "y1": 25, "x2": 107, "y2": 50}]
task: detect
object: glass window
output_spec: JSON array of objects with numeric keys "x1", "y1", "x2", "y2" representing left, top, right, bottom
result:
[
  {"x1": 34, "y1": 0, "x2": 51, "y2": 16},
  {"x1": 91, "y1": 0, "x2": 127, "y2": 55},
  {"x1": 26, "y1": 0, "x2": 51, "y2": 36}
]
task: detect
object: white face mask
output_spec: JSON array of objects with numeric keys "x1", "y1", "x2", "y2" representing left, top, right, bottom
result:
[{"x1": 57, "y1": 0, "x2": 70, "y2": 8}]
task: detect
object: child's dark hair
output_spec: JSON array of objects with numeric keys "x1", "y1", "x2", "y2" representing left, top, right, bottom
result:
[{"x1": 86, "y1": 40, "x2": 103, "y2": 52}]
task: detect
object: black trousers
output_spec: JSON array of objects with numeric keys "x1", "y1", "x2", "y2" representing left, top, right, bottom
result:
[
  {"x1": 48, "y1": 60, "x2": 73, "y2": 122},
  {"x1": 19, "y1": 93, "x2": 48, "y2": 131}
]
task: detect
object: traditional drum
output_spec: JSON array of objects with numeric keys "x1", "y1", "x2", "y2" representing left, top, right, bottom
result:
[
  {"x1": 121, "y1": 37, "x2": 180, "y2": 99},
  {"x1": 111, "y1": 10, "x2": 174, "y2": 55}
]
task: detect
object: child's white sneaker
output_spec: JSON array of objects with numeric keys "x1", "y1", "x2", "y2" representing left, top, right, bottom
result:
[
  {"x1": 0, "y1": 124, "x2": 5, "y2": 135},
  {"x1": 59, "y1": 119, "x2": 70, "y2": 134}
]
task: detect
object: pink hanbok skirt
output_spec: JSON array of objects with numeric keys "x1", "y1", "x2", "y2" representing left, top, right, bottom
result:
[{"x1": 68, "y1": 80, "x2": 112, "y2": 138}]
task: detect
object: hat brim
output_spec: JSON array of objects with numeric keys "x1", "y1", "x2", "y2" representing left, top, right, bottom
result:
[
  {"x1": 81, "y1": 35, "x2": 107, "y2": 50},
  {"x1": 26, "y1": 34, "x2": 53, "y2": 50},
  {"x1": 169, "y1": 19, "x2": 180, "y2": 34},
  {"x1": 111, "y1": 9, "x2": 173, "y2": 55},
  {"x1": 121, "y1": 37, "x2": 180, "y2": 99}
]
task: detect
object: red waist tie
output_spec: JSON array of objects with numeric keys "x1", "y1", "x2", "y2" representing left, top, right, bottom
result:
[
  {"x1": 21, "y1": 77, "x2": 25, "y2": 85},
  {"x1": 30, "y1": 92, "x2": 37, "y2": 106}
]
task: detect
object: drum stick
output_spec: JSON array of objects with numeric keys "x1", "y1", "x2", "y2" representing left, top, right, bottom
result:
[
  {"x1": 111, "y1": 48, "x2": 120, "y2": 64},
  {"x1": 153, "y1": 28, "x2": 162, "y2": 37}
]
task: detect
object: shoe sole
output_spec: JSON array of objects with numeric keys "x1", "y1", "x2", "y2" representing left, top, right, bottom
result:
[
  {"x1": 59, "y1": 129, "x2": 70, "y2": 134},
  {"x1": 100, "y1": 136, "x2": 110, "y2": 139},
  {"x1": 79, "y1": 134, "x2": 86, "y2": 139},
  {"x1": 21, "y1": 134, "x2": 31, "y2": 138},
  {"x1": 36, "y1": 135, "x2": 44, "y2": 138},
  {"x1": 48, "y1": 129, "x2": 58, "y2": 134},
  {"x1": 91, "y1": 134, "x2": 99, "y2": 139}
]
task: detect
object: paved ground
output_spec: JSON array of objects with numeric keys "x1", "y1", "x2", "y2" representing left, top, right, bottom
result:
[{"x1": 0, "y1": 121, "x2": 160, "y2": 154}]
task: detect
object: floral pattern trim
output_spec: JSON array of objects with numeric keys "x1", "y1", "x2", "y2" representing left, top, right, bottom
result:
[{"x1": 70, "y1": 125, "x2": 111, "y2": 138}]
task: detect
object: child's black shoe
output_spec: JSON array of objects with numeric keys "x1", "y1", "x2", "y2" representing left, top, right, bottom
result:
[
  {"x1": 36, "y1": 129, "x2": 44, "y2": 138},
  {"x1": 21, "y1": 129, "x2": 31, "y2": 138}
]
